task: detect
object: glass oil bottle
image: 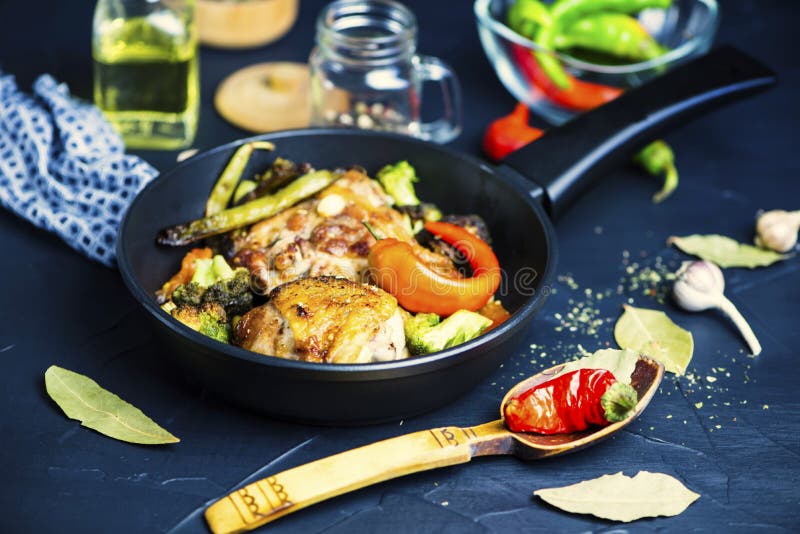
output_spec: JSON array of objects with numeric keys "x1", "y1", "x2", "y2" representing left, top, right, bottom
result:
[{"x1": 93, "y1": 0, "x2": 199, "y2": 149}]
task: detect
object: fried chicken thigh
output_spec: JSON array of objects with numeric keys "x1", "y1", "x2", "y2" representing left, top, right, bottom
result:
[{"x1": 234, "y1": 276, "x2": 409, "y2": 364}]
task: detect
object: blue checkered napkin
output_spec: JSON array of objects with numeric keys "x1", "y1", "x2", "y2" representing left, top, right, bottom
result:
[{"x1": 0, "y1": 71, "x2": 157, "y2": 266}]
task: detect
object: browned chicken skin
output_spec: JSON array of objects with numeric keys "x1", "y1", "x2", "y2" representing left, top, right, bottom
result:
[
  {"x1": 235, "y1": 277, "x2": 409, "y2": 364},
  {"x1": 232, "y1": 168, "x2": 457, "y2": 294}
]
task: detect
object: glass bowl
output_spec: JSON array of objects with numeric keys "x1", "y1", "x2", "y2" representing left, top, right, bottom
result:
[{"x1": 474, "y1": 0, "x2": 718, "y2": 124}]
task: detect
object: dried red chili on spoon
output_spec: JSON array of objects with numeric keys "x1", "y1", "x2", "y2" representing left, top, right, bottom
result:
[{"x1": 503, "y1": 368, "x2": 638, "y2": 434}]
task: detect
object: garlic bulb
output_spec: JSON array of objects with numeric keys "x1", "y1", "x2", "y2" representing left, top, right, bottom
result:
[
  {"x1": 672, "y1": 261, "x2": 761, "y2": 356},
  {"x1": 672, "y1": 260, "x2": 725, "y2": 311},
  {"x1": 755, "y1": 209, "x2": 800, "y2": 253}
]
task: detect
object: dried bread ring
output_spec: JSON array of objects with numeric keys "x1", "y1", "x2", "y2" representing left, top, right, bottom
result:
[{"x1": 214, "y1": 62, "x2": 310, "y2": 133}]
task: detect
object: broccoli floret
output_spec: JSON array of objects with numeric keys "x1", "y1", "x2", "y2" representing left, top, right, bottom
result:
[
  {"x1": 202, "y1": 268, "x2": 254, "y2": 316},
  {"x1": 190, "y1": 258, "x2": 216, "y2": 287},
  {"x1": 172, "y1": 282, "x2": 206, "y2": 307},
  {"x1": 172, "y1": 255, "x2": 254, "y2": 315},
  {"x1": 404, "y1": 313, "x2": 441, "y2": 340},
  {"x1": 172, "y1": 302, "x2": 230, "y2": 343},
  {"x1": 211, "y1": 255, "x2": 235, "y2": 279},
  {"x1": 377, "y1": 161, "x2": 421, "y2": 206},
  {"x1": 191, "y1": 255, "x2": 235, "y2": 286},
  {"x1": 167, "y1": 254, "x2": 251, "y2": 342},
  {"x1": 405, "y1": 310, "x2": 493, "y2": 355}
]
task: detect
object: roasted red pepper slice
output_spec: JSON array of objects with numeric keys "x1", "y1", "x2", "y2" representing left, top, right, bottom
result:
[
  {"x1": 511, "y1": 43, "x2": 623, "y2": 112},
  {"x1": 367, "y1": 221, "x2": 501, "y2": 316},
  {"x1": 503, "y1": 368, "x2": 638, "y2": 434}
]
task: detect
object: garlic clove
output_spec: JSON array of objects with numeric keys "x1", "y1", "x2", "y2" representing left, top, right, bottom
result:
[
  {"x1": 755, "y1": 209, "x2": 800, "y2": 253},
  {"x1": 316, "y1": 193, "x2": 347, "y2": 217}
]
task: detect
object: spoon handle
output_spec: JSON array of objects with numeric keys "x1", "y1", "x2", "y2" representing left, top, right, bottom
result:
[{"x1": 205, "y1": 424, "x2": 504, "y2": 533}]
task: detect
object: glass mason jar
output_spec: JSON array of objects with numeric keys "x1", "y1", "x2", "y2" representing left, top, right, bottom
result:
[
  {"x1": 93, "y1": 0, "x2": 199, "y2": 150},
  {"x1": 309, "y1": 0, "x2": 462, "y2": 144}
]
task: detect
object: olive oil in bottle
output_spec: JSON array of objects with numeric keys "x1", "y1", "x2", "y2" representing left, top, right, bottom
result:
[{"x1": 93, "y1": 1, "x2": 198, "y2": 150}]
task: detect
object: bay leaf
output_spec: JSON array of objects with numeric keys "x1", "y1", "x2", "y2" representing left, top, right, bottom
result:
[
  {"x1": 614, "y1": 305, "x2": 693, "y2": 375},
  {"x1": 534, "y1": 471, "x2": 700, "y2": 522},
  {"x1": 668, "y1": 234, "x2": 789, "y2": 268},
  {"x1": 557, "y1": 348, "x2": 639, "y2": 384},
  {"x1": 45, "y1": 365, "x2": 179, "y2": 445}
]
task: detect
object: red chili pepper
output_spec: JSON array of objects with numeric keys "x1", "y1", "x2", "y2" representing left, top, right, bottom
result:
[
  {"x1": 482, "y1": 102, "x2": 545, "y2": 161},
  {"x1": 511, "y1": 43, "x2": 623, "y2": 112},
  {"x1": 503, "y1": 368, "x2": 638, "y2": 434},
  {"x1": 367, "y1": 221, "x2": 501, "y2": 316}
]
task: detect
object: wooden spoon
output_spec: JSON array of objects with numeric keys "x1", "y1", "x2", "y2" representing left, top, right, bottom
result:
[{"x1": 205, "y1": 356, "x2": 664, "y2": 534}]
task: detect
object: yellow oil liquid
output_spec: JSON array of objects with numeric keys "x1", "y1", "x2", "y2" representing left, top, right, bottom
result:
[{"x1": 93, "y1": 14, "x2": 198, "y2": 150}]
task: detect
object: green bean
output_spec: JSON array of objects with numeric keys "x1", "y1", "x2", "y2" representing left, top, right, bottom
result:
[
  {"x1": 159, "y1": 170, "x2": 337, "y2": 246},
  {"x1": 205, "y1": 141, "x2": 275, "y2": 217}
]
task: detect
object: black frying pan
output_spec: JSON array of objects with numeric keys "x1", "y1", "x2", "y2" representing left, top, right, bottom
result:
[{"x1": 118, "y1": 46, "x2": 774, "y2": 424}]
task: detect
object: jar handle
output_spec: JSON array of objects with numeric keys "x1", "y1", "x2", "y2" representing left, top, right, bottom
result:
[{"x1": 414, "y1": 55, "x2": 463, "y2": 144}]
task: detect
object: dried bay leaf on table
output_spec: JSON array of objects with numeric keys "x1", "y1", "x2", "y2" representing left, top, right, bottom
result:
[
  {"x1": 534, "y1": 471, "x2": 700, "y2": 522},
  {"x1": 614, "y1": 305, "x2": 693, "y2": 375},
  {"x1": 557, "y1": 348, "x2": 639, "y2": 384},
  {"x1": 45, "y1": 365, "x2": 179, "y2": 445},
  {"x1": 669, "y1": 234, "x2": 789, "y2": 268}
]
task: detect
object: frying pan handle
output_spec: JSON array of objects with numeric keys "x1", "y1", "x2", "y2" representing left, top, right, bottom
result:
[{"x1": 501, "y1": 45, "x2": 776, "y2": 218}]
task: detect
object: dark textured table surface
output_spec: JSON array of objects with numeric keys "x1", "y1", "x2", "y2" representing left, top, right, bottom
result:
[{"x1": 2, "y1": 1, "x2": 798, "y2": 532}]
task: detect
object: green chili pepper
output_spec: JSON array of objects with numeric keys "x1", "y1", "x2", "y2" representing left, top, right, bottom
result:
[
  {"x1": 160, "y1": 170, "x2": 337, "y2": 246},
  {"x1": 232, "y1": 180, "x2": 258, "y2": 205},
  {"x1": 205, "y1": 141, "x2": 275, "y2": 217},
  {"x1": 634, "y1": 140, "x2": 678, "y2": 203},
  {"x1": 532, "y1": 0, "x2": 672, "y2": 89},
  {"x1": 506, "y1": 0, "x2": 679, "y2": 202},
  {"x1": 549, "y1": 0, "x2": 672, "y2": 29},
  {"x1": 507, "y1": 0, "x2": 552, "y2": 38},
  {"x1": 553, "y1": 13, "x2": 667, "y2": 62},
  {"x1": 532, "y1": 24, "x2": 572, "y2": 90}
]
